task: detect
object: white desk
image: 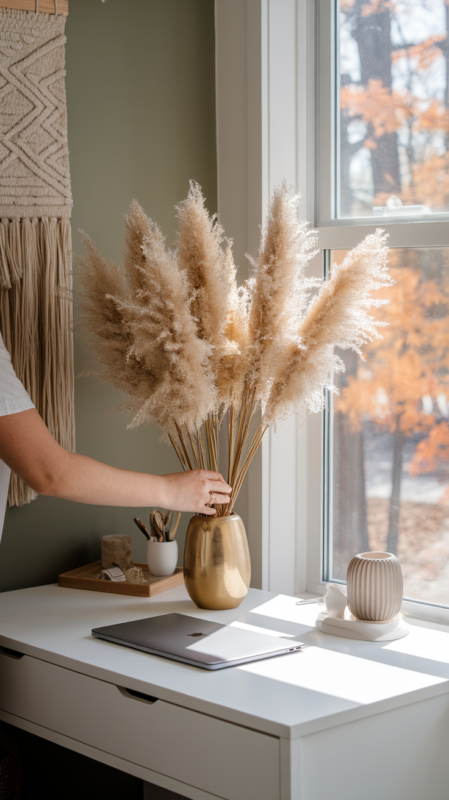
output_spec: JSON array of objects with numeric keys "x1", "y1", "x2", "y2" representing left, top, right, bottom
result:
[{"x1": 1, "y1": 584, "x2": 449, "y2": 800}]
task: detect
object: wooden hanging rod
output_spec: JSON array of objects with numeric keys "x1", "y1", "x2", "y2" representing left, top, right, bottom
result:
[{"x1": 0, "y1": 0, "x2": 68, "y2": 14}]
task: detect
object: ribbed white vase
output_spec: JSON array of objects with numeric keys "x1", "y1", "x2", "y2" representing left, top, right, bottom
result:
[{"x1": 346, "y1": 552, "x2": 403, "y2": 622}]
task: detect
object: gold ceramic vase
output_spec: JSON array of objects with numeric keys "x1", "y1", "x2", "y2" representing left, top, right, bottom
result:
[{"x1": 183, "y1": 513, "x2": 251, "y2": 610}]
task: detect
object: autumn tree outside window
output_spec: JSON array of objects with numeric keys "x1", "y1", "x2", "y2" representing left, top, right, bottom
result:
[
  {"x1": 316, "y1": 0, "x2": 449, "y2": 612},
  {"x1": 339, "y1": 0, "x2": 449, "y2": 218}
]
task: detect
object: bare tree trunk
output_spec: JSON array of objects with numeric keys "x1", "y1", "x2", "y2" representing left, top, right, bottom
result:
[
  {"x1": 351, "y1": 1, "x2": 401, "y2": 196},
  {"x1": 386, "y1": 421, "x2": 404, "y2": 555},
  {"x1": 339, "y1": 100, "x2": 365, "y2": 216},
  {"x1": 333, "y1": 350, "x2": 369, "y2": 577}
]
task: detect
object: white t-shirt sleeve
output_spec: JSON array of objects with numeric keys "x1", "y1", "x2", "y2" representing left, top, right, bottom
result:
[
  {"x1": 0, "y1": 332, "x2": 35, "y2": 541},
  {"x1": 0, "y1": 333, "x2": 35, "y2": 417}
]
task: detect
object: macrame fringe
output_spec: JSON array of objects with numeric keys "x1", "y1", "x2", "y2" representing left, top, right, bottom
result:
[{"x1": 0, "y1": 217, "x2": 75, "y2": 507}]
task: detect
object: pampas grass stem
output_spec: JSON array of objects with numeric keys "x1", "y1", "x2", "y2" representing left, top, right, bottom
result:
[
  {"x1": 186, "y1": 429, "x2": 200, "y2": 469},
  {"x1": 168, "y1": 433, "x2": 187, "y2": 471},
  {"x1": 175, "y1": 423, "x2": 194, "y2": 471},
  {"x1": 227, "y1": 405, "x2": 235, "y2": 486}
]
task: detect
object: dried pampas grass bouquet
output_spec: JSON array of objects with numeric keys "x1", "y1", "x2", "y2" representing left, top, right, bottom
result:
[{"x1": 78, "y1": 182, "x2": 391, "y2": 516}]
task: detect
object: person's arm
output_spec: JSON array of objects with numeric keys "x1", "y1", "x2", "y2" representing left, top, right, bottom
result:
[{"x1": 0, "y1": 409, "x2": 231, "y2": 515}]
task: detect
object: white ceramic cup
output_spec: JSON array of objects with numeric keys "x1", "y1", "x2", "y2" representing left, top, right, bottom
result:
[{"x1": 146, "y1": 540, "x2": 178, "y2": 577}]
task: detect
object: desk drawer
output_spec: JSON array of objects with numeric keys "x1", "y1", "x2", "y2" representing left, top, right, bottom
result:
[{"x1": 0, "y1": 651, "x2": 279, "y2": 800}]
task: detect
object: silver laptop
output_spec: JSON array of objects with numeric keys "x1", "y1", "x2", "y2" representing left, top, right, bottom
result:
[{"x1": 92, "y1": 613, "x2": 304, "y2": 670}]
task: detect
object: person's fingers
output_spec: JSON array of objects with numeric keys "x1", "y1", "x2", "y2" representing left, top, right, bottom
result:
[
  {"x1": 202, "y1": 505, "x2": 217, "y2": 516},
  {"x1": 202, "y1": 470, "x2": 225, "y2": 481},
  {"x1": 201, "y1": 471, "x2": 232, "y2": 492},
  {"x1": 208, "y1": 492, "x2": 230, "y2": 505},
  {"x1": 207, "y1": 479, "x2": 231, "y2": 496},
  {"x1": 215, "y1": 477, "x2": 232, "y2": 491}
]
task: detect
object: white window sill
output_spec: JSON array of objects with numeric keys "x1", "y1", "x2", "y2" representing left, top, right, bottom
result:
[{"x1": 303, "y1": 582, "x2": 449, "y2": 627}]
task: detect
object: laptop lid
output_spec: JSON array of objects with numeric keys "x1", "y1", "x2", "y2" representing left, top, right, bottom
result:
[{"x1": 92, "y1": 613, "x2": 304, "y2": 670}]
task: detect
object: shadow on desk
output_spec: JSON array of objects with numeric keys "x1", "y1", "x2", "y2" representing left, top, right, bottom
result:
[{"x1": 0, "y1": 722, "x2": 188, "y2": 800}]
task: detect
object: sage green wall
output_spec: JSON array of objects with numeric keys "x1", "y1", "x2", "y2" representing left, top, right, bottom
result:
[{"x1": 0, "y1": 0, "x2": 217, "y2": 593}]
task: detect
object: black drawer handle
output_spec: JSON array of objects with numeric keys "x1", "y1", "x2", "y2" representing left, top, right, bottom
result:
[
  {"x1": 118, "y1": 687, "x2": 159, "y2": 704},
  {"x1": 0, "y1": 646, "x2": 24, "y2": 660}
]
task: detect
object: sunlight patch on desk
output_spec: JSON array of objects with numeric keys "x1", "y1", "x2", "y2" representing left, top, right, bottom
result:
[
  {"x1": 249, "y1": 594, "x2": 320, "y2": 626},
  {"x1": 238, "y1": 646, "x2": 446, "y2": 704},
  {"x1": 383, "y1": 624, "x2": 449, "y2": 663}
]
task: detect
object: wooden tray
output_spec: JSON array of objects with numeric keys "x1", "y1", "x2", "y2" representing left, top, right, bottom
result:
[{"x1": 58, "y1": 561, "x2": 184, "y2": 597}]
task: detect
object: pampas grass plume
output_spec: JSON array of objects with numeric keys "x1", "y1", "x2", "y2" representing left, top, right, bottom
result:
[
  {"x1": 247, "y1": 182, "x2": 318, "y2": 400},
  {"x1": 78, "y1": 184, "x2": 392, "y2": 515},
  {"x1": 175, "y1": 181, "x2": 247, "y2": 410},
  {"x1": 263, "y1": 229, "x2": 392, "y2": 427},
  {"x1": 79, "y1": 205, "x2": 216, "y2": 435}
]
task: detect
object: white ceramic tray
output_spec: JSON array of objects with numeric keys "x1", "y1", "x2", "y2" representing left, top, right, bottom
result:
[{"x1": 316, "y1": 610, "x2": 409, "y2": 641}]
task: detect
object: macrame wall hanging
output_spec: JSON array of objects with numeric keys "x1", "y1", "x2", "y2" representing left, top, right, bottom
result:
[{"x1": 0, "y1": 0, "x2": 74, "y2": 507}]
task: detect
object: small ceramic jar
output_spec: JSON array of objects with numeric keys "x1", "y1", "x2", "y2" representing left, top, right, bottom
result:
[
  {"x1": 346, "y1": 551, "x2": 403, "y2": 622},
  {"x1": 147, "y1": 540, "x2": 178, "y2": 577}
]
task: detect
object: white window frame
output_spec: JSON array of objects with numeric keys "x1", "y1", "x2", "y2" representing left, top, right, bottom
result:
[
  {"x1": 216, "y1": 0, "x2": 316, "y2": 597},
  {"x1": 215, "y1": 0, "x2": 449, "y2": 624}
]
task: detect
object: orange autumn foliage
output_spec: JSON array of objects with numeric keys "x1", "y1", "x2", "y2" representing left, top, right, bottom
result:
[
  {"x1": 341, "y1": 80, "x2": 407, "y2": 138},
  {"x1": 374, "y1": 153, "x2": 449, "y2": 209},
  {"x1": 340, "y1": 0, "x2": 397, "y2": 15},
  {"x1": 405, "y1": 153, "x2": 449, "y2": 208},
  {"x1": 341, "y1": 82, "x2": 449, "y2": 147},
  {"x1": 336, "y1": 262, "x2": 449, "y2": 479},
  {"x1": 410, "y1": 423, "x2": 449, "y2": 477},
  {"x1": 341, "y1": 1, "x2": 449, "y2": 213},
  {"x1": 392, "y1": 34, "x2": 446, "y2": 72}
]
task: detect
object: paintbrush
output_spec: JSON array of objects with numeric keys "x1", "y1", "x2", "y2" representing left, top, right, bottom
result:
[
  {"x1": 169, "y1": 512, "x2": 181, "y2": 541},
  {"x1": 133, "y1": 517, "x2": 150, "y2": 540},
  {"x1": 150, "y1": 509, "x2": 165, "y2": 542}
]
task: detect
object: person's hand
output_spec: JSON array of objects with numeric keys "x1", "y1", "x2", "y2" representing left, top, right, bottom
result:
[{"x1": 160, "y1": 470, "x2": 232, "y2": 515}]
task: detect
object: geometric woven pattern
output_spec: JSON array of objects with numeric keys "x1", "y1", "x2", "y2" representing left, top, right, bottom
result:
[
  {"x1": 0, "y1": 9, "x2": 72, "y2": 219},
  {"x1": 0, "y1": 9, "x2": 74, "y2": 507}
]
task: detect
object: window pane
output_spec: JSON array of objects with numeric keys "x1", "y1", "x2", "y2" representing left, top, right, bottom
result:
[
  {"x1": 338, "y1": 0, "x2": 449, "y2": 218},
  {"x1": 331, "y1": 247, "x2": 449, "y2": 605}
]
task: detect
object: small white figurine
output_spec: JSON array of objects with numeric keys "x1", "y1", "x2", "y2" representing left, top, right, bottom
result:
[{"x1": 323, "y1": 583, "x2": 347, "y2": 619}]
